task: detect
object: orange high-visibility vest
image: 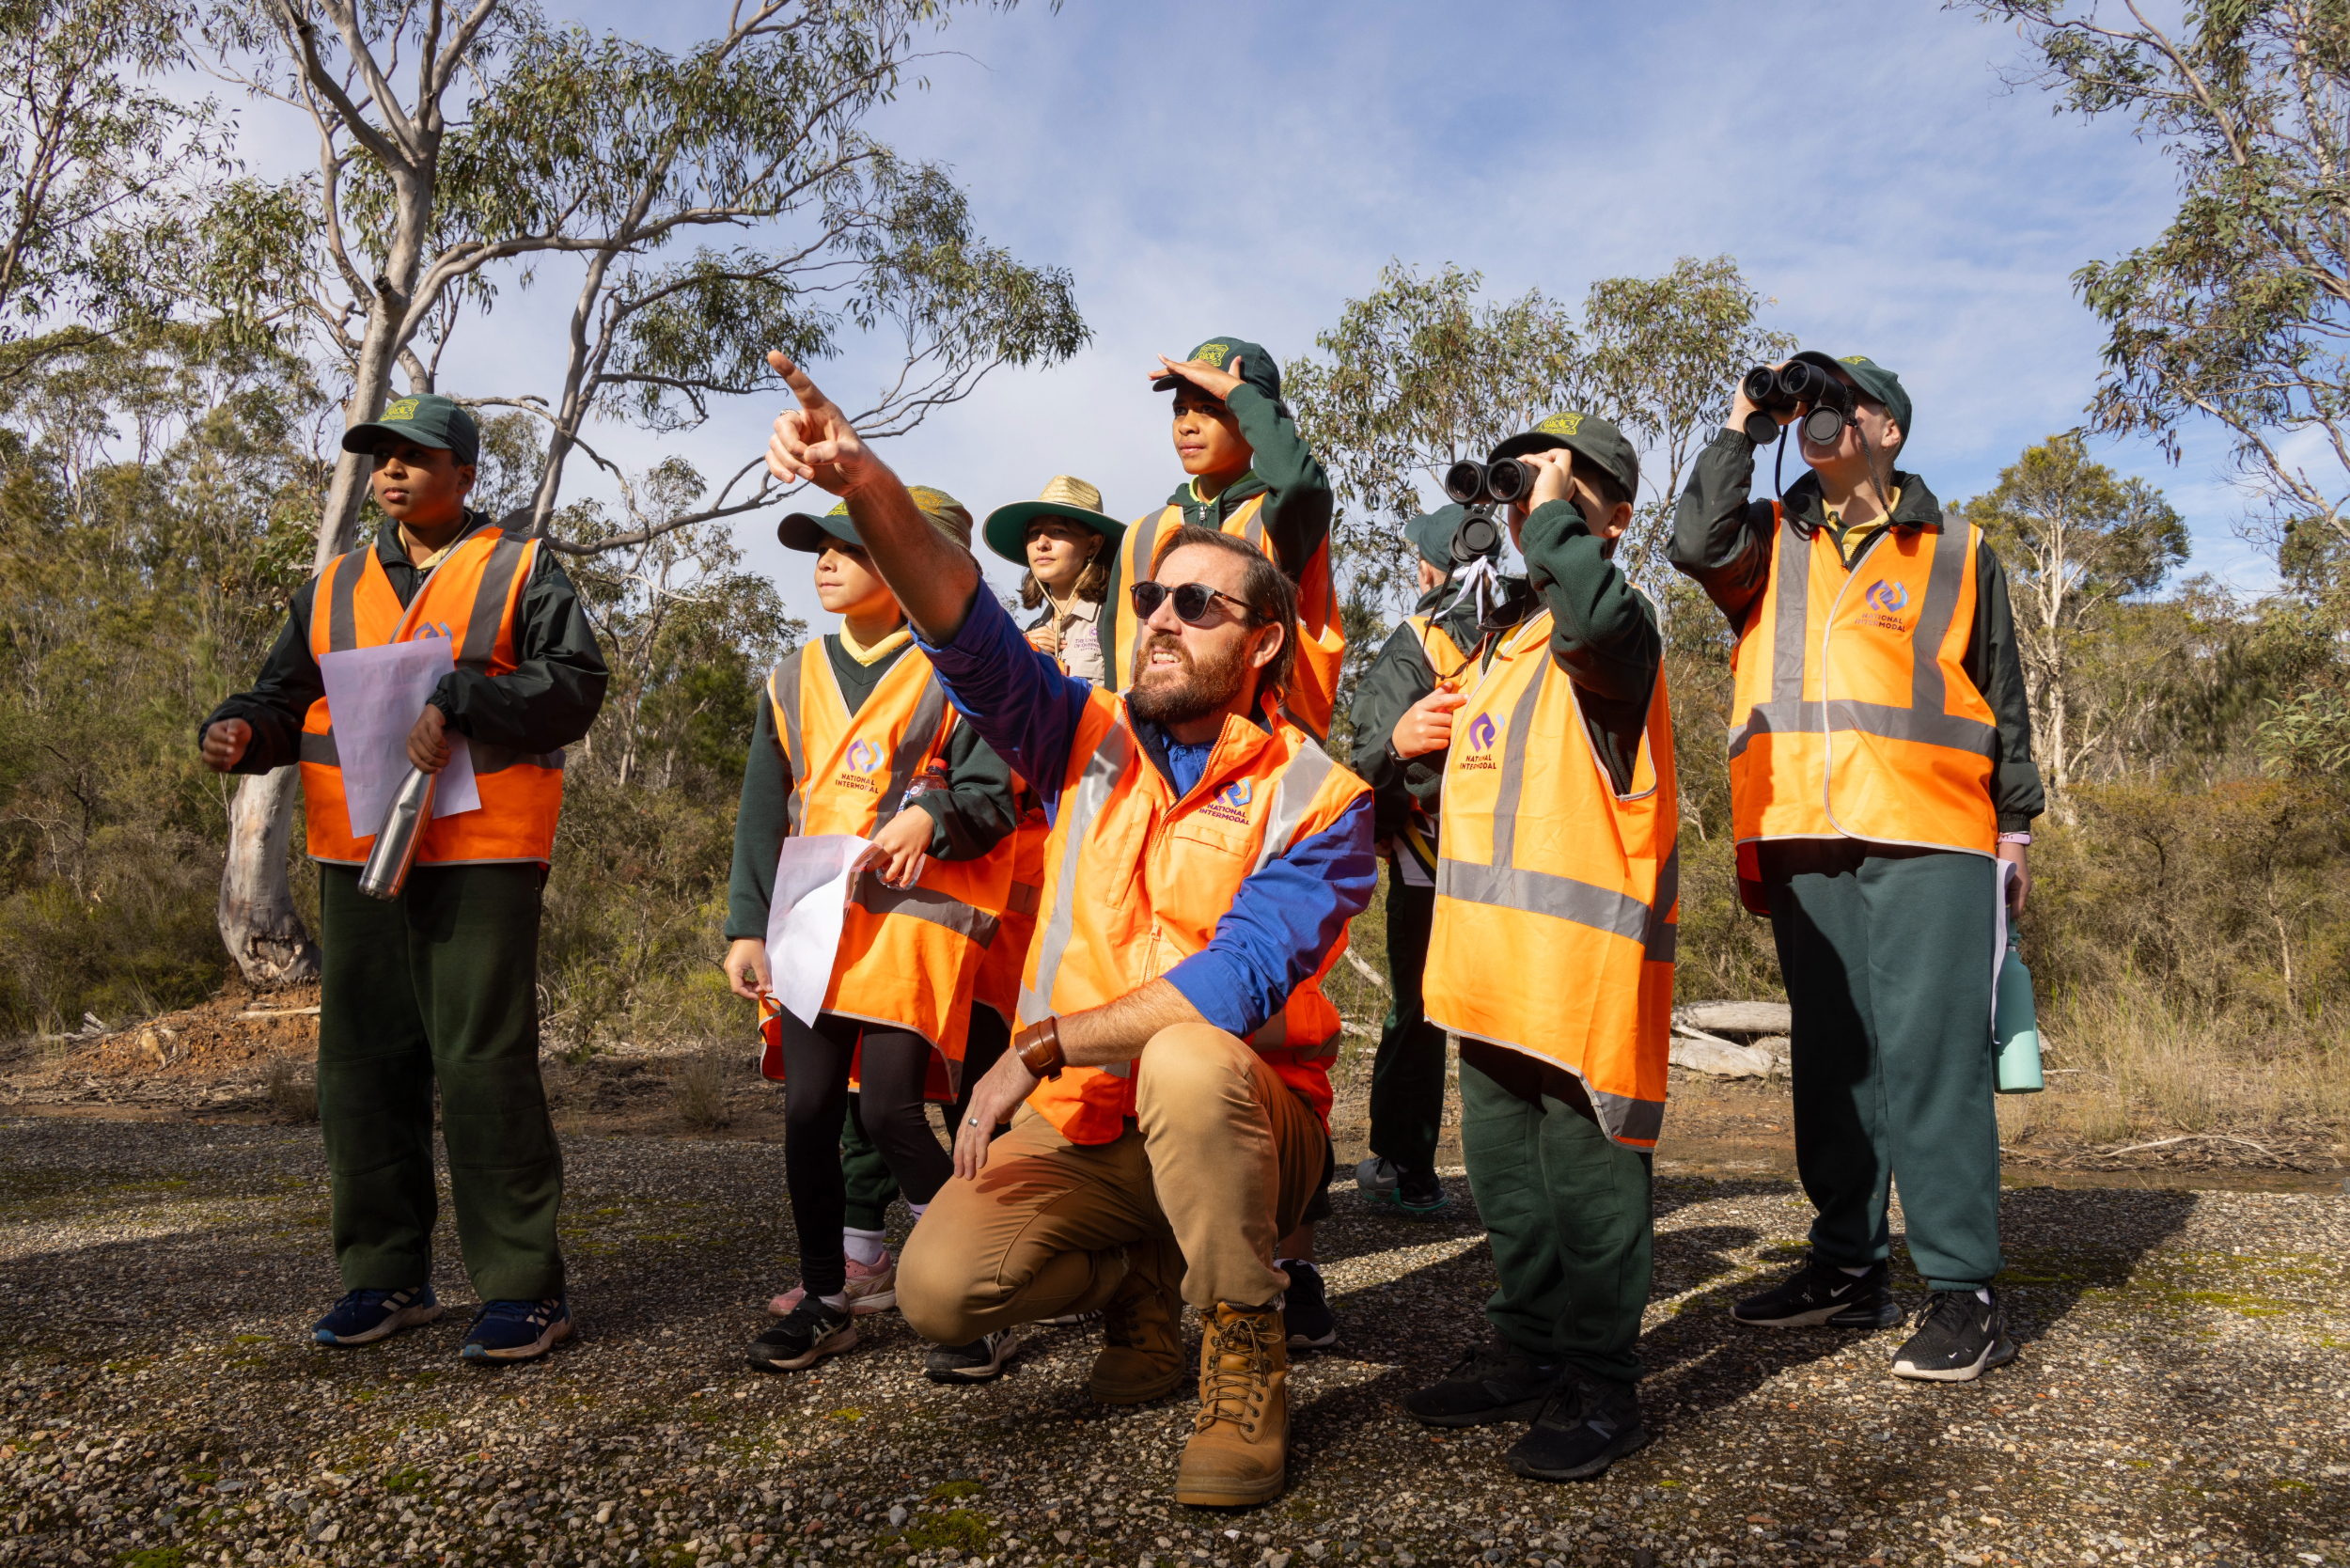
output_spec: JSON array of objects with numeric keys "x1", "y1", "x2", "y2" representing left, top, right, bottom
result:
[
  {"x1": 1389, "y1": 611, "x2": 1478, "y2": 879},
  {"x1": 299, "y1": 529, "x2": 565, "y2": 866},
  {"x1": 1019, "y1": 694, "x2": 1369, "y2": 1145},
  {"x1": 1109, "y1": 495, "x2": 1347, "y2": 740},
  {"x1": 1728, "y1": 506, "x2": 1998, "y2": 908},
  {"x1": 762, "y1": 641, "x2": 1015, "y2": 1083},
  {"x1": 973, "y1": 792, "x2": 1046, "y2": 1027},
  {"x1": 1423, "y1": 610, "x2": 1677, "y2": 1151}
]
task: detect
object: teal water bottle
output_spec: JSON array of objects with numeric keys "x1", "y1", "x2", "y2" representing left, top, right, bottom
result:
[{"x1": 1995, "y1": 924, "x2": 2043, "y2": 1094}]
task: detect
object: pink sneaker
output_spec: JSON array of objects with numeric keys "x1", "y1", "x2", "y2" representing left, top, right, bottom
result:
[{"x1": 768, "y1": 1253, "x2": 898, "y2": 1317}]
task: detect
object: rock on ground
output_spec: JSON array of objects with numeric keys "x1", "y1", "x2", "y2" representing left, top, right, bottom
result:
[{"x1": 0, "y1": 1118, "x2": 2344, "y2": 1568}]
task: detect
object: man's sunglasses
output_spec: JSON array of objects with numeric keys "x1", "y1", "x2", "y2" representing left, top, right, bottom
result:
[{"x1": 1129, "y1": 580, "x2": 1255, "y2": 627}]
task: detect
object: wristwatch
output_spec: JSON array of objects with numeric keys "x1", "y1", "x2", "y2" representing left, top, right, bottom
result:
[{"x1": 1012, "y1": 1017, "x2": 1065, "y2": 1080}]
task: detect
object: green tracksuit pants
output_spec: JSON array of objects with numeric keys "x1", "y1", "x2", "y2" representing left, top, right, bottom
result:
[
  {"x1": 1367, "y1": 871, "x2": 1448, "y2": 1174},
  {"x1": 317, "y1": 863, "x2": 564, "y2": 1301},
  {"x1": 1459, "y1": 1042, "x2": 1653, "y2": 1388},
  {"x1": 1762, "y1": 841, "x2": 2002, "y2": 1292}
]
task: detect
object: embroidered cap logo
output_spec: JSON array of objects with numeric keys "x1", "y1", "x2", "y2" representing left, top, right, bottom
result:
[
  {"x1": 1196, "y1": 342, "x2": 1230, "y2": 368},
  {"x1": 384, "y1": 397, "x2": 419, "y2": 422},
  {"x1": 1864, "y1": 579, "x2": 1909, "y2": 616}
]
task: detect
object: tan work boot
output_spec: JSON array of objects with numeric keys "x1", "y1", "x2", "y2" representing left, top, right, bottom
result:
[
  {"x1": 1089, "y1": 1236, "x2": 1185, "y2": 1403},
  {"x1": 1173, "y1": 1301, "x2": 1289, "y2": 1506}
]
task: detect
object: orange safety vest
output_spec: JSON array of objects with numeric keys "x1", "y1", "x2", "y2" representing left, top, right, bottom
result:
[
  {"x1": 1389, "y1": 611, "x2": 1477, "y2": 880},
  {"x1": 973, "y1": 791, "x2": 1047, "y2": 1027},
  {"x1": 759, "y1": 640, "x2": 1014, "y2": 1089},
  {"x1": 1727, "y1": 506, "x2": 1998, "y2": 910},
  {"x1": 1018, "y1": 694, "x2": 1369, "y2": 1144},
  {"x1": 1422, "y1": 610, "x2": 1678, "y2": 1151},
  {"x1": 299, "y1": 529, "x2": 565, "y2": 866},
  {"x1": 1109, "y1": 495, "x2": 1347, "y2": 740}
]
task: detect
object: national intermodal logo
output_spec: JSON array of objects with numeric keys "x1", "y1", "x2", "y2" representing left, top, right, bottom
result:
[
  {"x1": 1199, "y1": 774, "x2": 1255, "y2": 825},
  {"x1": 845, "y1": 738, "x2": 885, "y2": 773},
  {"x1": 412, "y1": 620, "x2": 453, "y2": 640},
  {"x1": 1461, "y1": 711, "x2": 1500, "y2": 772},
  {"x1": 1860, "y1": 578, "x2": 1911, "y2": 634}
]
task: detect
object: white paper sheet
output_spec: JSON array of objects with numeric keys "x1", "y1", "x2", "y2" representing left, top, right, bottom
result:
[
  {"x1": 764, "y1": 834, "x2": 871, "y2": 1027},
  {"x1": 317, "y1": 640, "x2": 482, "y2": 839}
]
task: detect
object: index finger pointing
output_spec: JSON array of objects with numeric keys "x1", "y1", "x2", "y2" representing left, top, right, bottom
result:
[{"x1": 767, "y1": 351, "x2": 835, "y2": 416}]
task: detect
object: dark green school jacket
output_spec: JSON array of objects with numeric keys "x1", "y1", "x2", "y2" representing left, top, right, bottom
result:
[
  {"x1": 1347, "y1": 500, "x2": 1665, "y2": 865},
  {"x1": 198, "y1": 511, "x2": 609, "y2": 774},
  {"x1": 724, "y1": 634, "x2": 1019, "y2": 943},
  {"x1": 1667, "y1": 428, "x2": 2044, "y2": 832},
  {"x1": 1100, "y1": 382, "x2": 1334, "y2": 689}
]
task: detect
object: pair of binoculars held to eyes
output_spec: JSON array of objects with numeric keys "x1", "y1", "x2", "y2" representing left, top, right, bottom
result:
[
  {"x1": 1443, "y1": 457, "x2": 1535, "y2": 509},
  {"x1": 1741, "y1": 362, "x2": 1856, "y2": 446}
]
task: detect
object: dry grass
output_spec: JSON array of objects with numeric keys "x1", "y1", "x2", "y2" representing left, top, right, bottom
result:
[
  {"x1": 263, "y1": 1055, "x2": 317, "y2": 1122},
  {"x1": 670, "y1": 1048, "x2": 736, "y2": 1133}
]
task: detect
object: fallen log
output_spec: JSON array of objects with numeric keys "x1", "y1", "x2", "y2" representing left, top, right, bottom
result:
[{"x1": 1674, "y1": 1000, "x2": 1792, "y2": 1036}]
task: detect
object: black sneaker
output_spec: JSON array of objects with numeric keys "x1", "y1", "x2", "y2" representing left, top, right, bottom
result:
[
  {"x1": 1506, "y1": 1373, "x2": 1650, "y2": 1482},
  {"x1": 1891, "y1": 1290, "x2": 2017, "y2": 1383},
  {"x1": 1731, "y1": 1257, "x2": 1900, "y2": 1329},
  {"x1": 747, "y1": 1298, "x2": 856, "y2": 1372},
  {"x1": 925, "y1": 1329, "x2": 1019, "y2": 1384},
  {"x1": 1402, "y1": 1337, "x2": 1560, "y2": 1427},
  {"x1": 1281, "y1": 1261, "x2": 1338, "y2": 1351},
  {"x1": 1393, "y1": 1164, "x2": 1451, "y2": 1217}
]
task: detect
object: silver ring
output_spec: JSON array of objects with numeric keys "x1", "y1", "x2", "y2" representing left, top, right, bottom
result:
[{"x1": 967, "y1": 1118, "x2": 980, "y2": 1127}]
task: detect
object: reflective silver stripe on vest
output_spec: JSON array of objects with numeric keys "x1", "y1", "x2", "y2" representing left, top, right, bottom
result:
[
  {"x1": 1595, "y1": 1087, "x2": 1665, "y2": 1145},
  {"x1": 1017, "y1": 719, "x2": 1136, "y2": 1027},
  {"x1": 325, "y1": 545, "x2": 368, "y2": 651},
  {"x1": 1436, "y1": 646, "x2": 1663, "y2": 947},
  {"x1": 881, "y1": 678, "x2": 951, "y2": 822},
  {"x1": 300, "y1": 730, "x2": 338, "y2": 766},
  {"x1": 458, "y1": 536, "x2": 535, "y2": 670},
  {"x1": 1644, "y1": 843, "x2": 1679, "y2": 964},
  {"x1": 1728, "y1": 519, "x2": 1994, "y2": 760},
  {"x1": 849, "y1": 872, "x2": 1001, "y2": 949},
  {"x1": 770, "y1": 649, "x2": 807, "y2": 835},
  {"x1": 473, "y1": 744, "x2": 566, "y2": 775},
  {"x1": 1249, "y1": 736, "x2": 1337, "y2": 875}
]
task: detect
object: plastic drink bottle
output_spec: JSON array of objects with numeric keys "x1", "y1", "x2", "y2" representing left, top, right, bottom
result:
[{"x1": 1994, "y1": 924, "x2": 2044, "y2": 1094}]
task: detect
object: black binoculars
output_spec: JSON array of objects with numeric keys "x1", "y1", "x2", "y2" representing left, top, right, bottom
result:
[
  {"x1": 1741, "y1": 362, "x2": 1855, "y2": 447},
  {"x1": 1448, "y1": 510, "x2": 1502, "y2": 563},
  {"x1": 1442, "y1": 457, "x2": 1534, "y2": 508}
]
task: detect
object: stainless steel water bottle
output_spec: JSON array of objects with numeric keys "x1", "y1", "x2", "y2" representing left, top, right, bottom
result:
[{"x1": 357, "y1": 765, "x2": 437, "y2": 901}]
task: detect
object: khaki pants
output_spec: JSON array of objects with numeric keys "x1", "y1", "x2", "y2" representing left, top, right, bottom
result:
[{"x1": 900, "y1": 1025, "x2": 1324, "y2": 1342}]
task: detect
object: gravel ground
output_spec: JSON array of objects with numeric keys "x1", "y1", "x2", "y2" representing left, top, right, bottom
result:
[{"x1": 2, "y1": 1117, "x2": 2344, "y2": 1568}]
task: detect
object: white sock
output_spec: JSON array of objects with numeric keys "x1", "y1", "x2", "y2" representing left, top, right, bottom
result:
[
  {"x1": 1975, "y1": 1288, "x2": 1994, "y2": 1304},
  {"x1": 1839, "y1": 1264, "x2": 1873, "y2": 1278},
  {"x1": 909, "y1": 1201, "x2": 929, "y2": 1219},
  {"x1": 1276, "y1": 1257, "x2": 1314, "y2": 1273},
  {"x1": 842, "y1": 1228, "x2": 886, "y2": 1268},
  {"x1": 820, "y1": 1293, "x2": 849, "y2": 1311}
]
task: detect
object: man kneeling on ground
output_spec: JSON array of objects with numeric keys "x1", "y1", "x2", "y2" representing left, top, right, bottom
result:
[{"x1": 762, "y1": 350, "x2": 1376, "y2": 1507}]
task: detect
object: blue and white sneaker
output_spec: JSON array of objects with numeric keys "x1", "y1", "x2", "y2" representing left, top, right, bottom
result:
[
  {"x1": 460, "y1": 1296, "x2": 572, "y2": 1363},
  {"x1": 313, "y1": 1285, "x2": 443, "y2": 1346}
]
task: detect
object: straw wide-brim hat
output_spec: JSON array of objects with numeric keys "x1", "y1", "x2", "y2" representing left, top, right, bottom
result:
[{"x1": 982, "y1": 476, "x2": 1126, "y2": 567}]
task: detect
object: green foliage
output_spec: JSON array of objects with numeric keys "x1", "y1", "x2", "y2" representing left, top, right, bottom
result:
[{"x1": 901, "y1": 1506, "x2": 994, "y2": 1555}]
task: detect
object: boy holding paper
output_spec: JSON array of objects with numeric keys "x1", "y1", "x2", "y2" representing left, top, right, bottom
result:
[
  {"x1": 198, "y1": 392, "x2": 608, "y2": 1363},
  {"x1": 722, "y1": 491, "x2": 1021, "y2": 1378}
]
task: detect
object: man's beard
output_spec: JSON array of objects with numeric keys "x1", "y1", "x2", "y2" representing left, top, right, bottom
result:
[{"x1": 1126, "y1": 631, "x2": 1249, "y2": 727}]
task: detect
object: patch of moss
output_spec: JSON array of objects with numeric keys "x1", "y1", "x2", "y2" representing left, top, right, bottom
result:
[
  {"x1": 902, "y1": 1507, "x2": 993, "y2": 1555},
  {"x1": 117, "y1": 1548, "x2": 189, "y2": 1568},
  {"x1": 384, "y1": 1465, "x2": 431, "y2": 1494},
  {"x1": 928, "y1": 1480, "x2": 983, "y2": 1501},
  {"x1": 828, "y1": 1407, "x2": 865, "y2": 1422}
]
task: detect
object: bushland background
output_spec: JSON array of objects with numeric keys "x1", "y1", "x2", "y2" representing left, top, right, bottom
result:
[{"x1": 1, "y1": 1, "x2": 2343, "y2": 1161}]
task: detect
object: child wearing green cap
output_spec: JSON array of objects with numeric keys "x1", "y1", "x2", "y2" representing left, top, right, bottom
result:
[
  {"x1": 197, "y1": 391, "x2": 610, "y2": 1364},
  {"x1": 1390, "y1": 415, "x2": 1673, "y2": 1483},
  {"x1": 1670, "y1": 353, "x2": 2043, "y2": 1384},
  {"x1": 723, "y1": 491, "x2": 1025, "y2": 1380}
]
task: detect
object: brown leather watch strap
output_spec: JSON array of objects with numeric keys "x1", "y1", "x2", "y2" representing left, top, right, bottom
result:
[{"x1": 1012, "y1": 1016, "x2": 1065, "y2": 1080}]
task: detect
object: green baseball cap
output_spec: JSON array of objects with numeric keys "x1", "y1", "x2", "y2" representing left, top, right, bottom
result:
[
  {"x1": 777, "y1": 486, "x2": 974, "y2": 554},
  {"x1": 1403, "y1": 504, "x2": 1501, "y2": 572},
  {"x1": 1489, "y1": 411, "x2": 1640, "y2": 501},
  {"x1": 1790, "y1": 351, "x2": 1912, "y2": 442},
  {"x1": 341, "y1": 392, "x2": 478, "y2": 467},
  {"x1": 981, "y1": 475, "x2": 1125, "y2": 567},
  {"x1": 1152, "y1": 335, "x2": 1281, "y2": 403}
]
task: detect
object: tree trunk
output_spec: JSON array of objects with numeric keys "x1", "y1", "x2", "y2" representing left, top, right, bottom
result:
[{"x1": 217, "y1": 766, "x2": 321, "y2": 985}]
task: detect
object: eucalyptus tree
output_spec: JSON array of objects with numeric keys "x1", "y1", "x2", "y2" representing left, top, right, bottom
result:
[
  {"x1": 1959, "y1": 434, "x2": 2189, "y2": 814},
  {"x1": 199, "y1": 0, "x2": 1087, "y2": 984}
]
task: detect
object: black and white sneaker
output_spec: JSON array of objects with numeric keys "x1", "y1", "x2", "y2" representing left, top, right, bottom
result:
[
  {"x1": 747, "y1": 1298, "x2": 857, "y2": 1372},
  {"x1": 925, "y1": 1329, "x2": 1019, "y2": 1384},
  {"x1": 1890, "y1": 1290, "x2": 2017, "y2": 1382},
  {"x1": 1506, "y1": 1373, "x2": 1650, "y2": 1482},
  {"x1": 1355, "y1": 1155, "x2": 1402, "y2": 1197},
  {"x1": 312, "y1": 1285, "x2": 442, "y2": 1346},
  {"x1": 1280, "y1": 1260, "x2": 1338, "y2": 1350},
  {"x1": 1731, "y1": 1257, "x2": 1900, "y2": 1329},
  {"x1": 1402, "y1": 1337, "x2": 1561, "y2": 1427}
]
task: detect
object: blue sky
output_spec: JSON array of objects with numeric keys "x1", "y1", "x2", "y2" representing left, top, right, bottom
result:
[{"x1": 241, "y1": 0, "x2": 2274, "y2": 623}]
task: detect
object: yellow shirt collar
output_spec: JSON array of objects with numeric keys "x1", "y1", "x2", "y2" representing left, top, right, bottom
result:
[{"x1": 837, "y1": 621, "x2": 913, "y2": 665}]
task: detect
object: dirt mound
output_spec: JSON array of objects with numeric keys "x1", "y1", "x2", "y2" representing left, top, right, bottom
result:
[{"x1": 73, "y1": 981, "x2": 321, "y2": 1080}]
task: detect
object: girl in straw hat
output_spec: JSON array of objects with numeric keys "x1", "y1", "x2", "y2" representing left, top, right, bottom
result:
[{"x1": 982, "y1": 476, "x2": 1125, "y2": 687}]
